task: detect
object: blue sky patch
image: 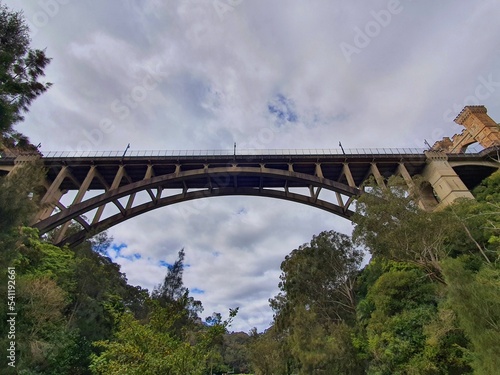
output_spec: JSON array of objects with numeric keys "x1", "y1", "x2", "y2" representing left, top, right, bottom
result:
[
  {"x1": 111, "y1": 243, "x2": 127, "y2": 253},
  {"x1": 191, "y1": 288, "x2": 205, "y2": 295},
  {"x1": 159, "y1": 260, "x2": 172, "y2": 268},
  {"x1": 267, "y1": 93, "x2": 298, "y2": 125}
]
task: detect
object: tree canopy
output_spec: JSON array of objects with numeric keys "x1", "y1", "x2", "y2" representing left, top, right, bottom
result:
[{"x1": 0, "y1": 1, "x2": 51, "y2": 143}]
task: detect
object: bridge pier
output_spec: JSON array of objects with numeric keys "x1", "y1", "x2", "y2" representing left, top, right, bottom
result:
[{"x1": 422, "y1": 151, "x2": 474, "y2": 206}]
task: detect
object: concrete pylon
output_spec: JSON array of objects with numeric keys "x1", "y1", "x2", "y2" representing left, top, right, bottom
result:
[{"x1": 422, "y1": 151, "x2": 474, "y2": 206}]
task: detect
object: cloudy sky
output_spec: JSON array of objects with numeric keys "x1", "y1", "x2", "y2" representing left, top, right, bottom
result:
[{"x1": 10, "y1": 0, "x2": 500, "y2": 332}]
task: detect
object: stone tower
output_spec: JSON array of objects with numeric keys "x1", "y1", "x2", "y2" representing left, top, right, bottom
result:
[{"x1": 432, "y1": 105, "x2": 500, "y2": 153}]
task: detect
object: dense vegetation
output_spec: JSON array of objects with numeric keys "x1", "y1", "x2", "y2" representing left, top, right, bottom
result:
[
  {"x1": 249, "y1": 175, "x2": 500, "y2": 374},
  {"x1": 1, "y1": 165, "x2": 499, "y2": 374},
  {"x1": 0, "y1": 164, "x2": 242, "y2": 374},
  {"x1": 1, "y1": 2, "x2": 499, "y2": 374}
]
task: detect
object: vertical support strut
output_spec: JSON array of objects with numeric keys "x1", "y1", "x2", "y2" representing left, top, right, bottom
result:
[
  {"x1": 315, "y1": 163, "x2": 324, "y2": 178},
  {"x1": 33, "y1": 166, "x2": 69, "y2": 223},
  {"x1": 92, "y1": 165, "x2": 125, "y2": 225},
  {"x1": 55, "y1": 166, "x2": 96, "y2": 243}
]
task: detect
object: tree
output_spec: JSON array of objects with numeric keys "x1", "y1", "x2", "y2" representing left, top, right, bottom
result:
[
  {"x1": 151, "y1": 248, "x2": 203, "y2": 339},
  {"x1": 222, "y1": 331, "x2": 252, "y2": 373},
  {"x1": 248, "y1": 326, "x2": 294, "y2": 375},
  {"x1": 271, "y1": 230, "x2": 363, "y2": 327},
  {"x1": 353, "y1": 177, "x2": 461, "y2": 280},
  {"x1": 355, "y1": 260, "x2": 472, "y2": 374},
  {"x1": 442, "y1": 258, "x2": 500, "y2": 374},
  {"x1": 89, "y1": 311, "x2": 206, "y2": 375},
  {"x1": 0, "y1": 1, "x2": 51, "y2": 137},
  {"x1": 439, "y1": 171, "x2": 500, "y2": 374},
  {"x1": 269, "y1": 230, "x2": 364, "y2": 374},
  {"x1": 0, "y1": 162, "x2": 44, "y2": 246}
]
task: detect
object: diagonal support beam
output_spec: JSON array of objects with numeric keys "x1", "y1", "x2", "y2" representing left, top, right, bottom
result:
[
  {"x1": 336, "y1": 192, "x2": 344, "y2": 208},
  {"x1": 370, "y1": 163, "x2": 386, "y2": 189},
  {"x1": 56, "y1": 166, "x2": 96, "y2": 243},
  {"x1": 54, "y1": 201, "x2": 90, "y2": 231},
  {"x1": 342, "y1": 163, "x2": 356, "y2": 187},
  {"x1": 344, "y1": 196, "x2": 356, "y2": 212},
  {"x1": 126, "y1": 165, "x2": 155, "y2": 210},
  {"x1": 112, "y1": 200, "x2": 126, "y2": 215},
  {"x1": 397, "y1": 163, "x2": 415, "y2": 190},
  {"x1": 40, "y1": 166, "x2": 68, "y2": 205},
  {"x1": 34, "y1": 167, "x2": 70, "y2": 223},
  {"x1": 92, "y1": 165, "x2": 126, "y2": 225}
]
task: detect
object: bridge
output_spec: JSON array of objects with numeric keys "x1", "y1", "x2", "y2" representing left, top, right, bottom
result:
[{"x1": 0, "y1": 106, "x2": 499, "y2": 247}]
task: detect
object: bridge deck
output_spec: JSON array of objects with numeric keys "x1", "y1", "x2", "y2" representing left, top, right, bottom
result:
[
  {"x1": 41, "y1": 153, "x2": 428, "y2": 191},
  {"x1": 1, "y1": 148, "x2": 497, "y2": 191}
]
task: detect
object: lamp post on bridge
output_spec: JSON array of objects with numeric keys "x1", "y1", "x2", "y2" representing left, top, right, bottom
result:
[
  {"x1": 339, "y1": 141, "x2": 346, "y2": 155},
  {"x1": 121, "y1": 143, "x2": 130, "y2": 161}
]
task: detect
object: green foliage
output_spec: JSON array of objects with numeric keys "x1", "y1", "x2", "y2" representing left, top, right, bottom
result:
[
  {"x1": 360, "y1": 265, "x2": 435, "y2": 373},
  {"x1": 151, "y1": 248, "x2": 203, "y2": 339},
  {"x1": 222, "y1": 332, "x2": 252, "y2": 374},
  {"x1": 0, "y1": 1, "x2": 51, "y2": 135},
  {"x1": 272, "y1": 230, "x2": 363, "y2": 326},
  {"x1": 288, "y1": 306, "x2": 363, "y2": 374},
  {"x1": 248, "y1": 327, "x2": 293, "y2": 375},
  {"x1": 68, "y1": 238, "x2": 148, "y2": 343},
  {"x1": 442, "y1": 258, "x2": 500, "y2": 374},
  {"x1": 473, "y1": 170, "x2": 500, "y2": 203},
  {"x1": 90, "y1": 311, "x2": 205, "y2": 375},
  {"x1": 90, "y1": 304, "x2": 239, "y2": 374},
  {"x1": 353, "y1": 176, "x2": 461, "y2": 280},
  {"x1": 265, "y1": 231, "x2": 364, "y2": 373},
  {"x1": 0, "y1": 162, "x2": 45, "y2": 254},
  {"x1": 354, "y1": 262, "x2": 472, "y2": 374}
]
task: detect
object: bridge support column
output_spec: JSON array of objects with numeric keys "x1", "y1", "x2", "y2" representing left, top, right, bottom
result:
[
  {"x1": 92, "y1": 165, "x2": 125, "y2": 224},
  {"x1": 55, "y1": 166, "x2": 96, "y2": 243},
  {"x1": 370, "y1": 163, "x2": 386, "y2": 189},
  {"x1": 397, "y1": 163, "x2": 438, "y2": 210},
  {"x1": 342, "y1": 163, "x2": 356, "y2": 187},
  {"x1": 33, "y1": 166, "x2": 70, "y2": 223},
  {"x1": 423, "y1": 151, "x2": 474, "y2": 206}
]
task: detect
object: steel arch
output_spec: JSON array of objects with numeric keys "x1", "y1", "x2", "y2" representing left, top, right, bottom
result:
[{"x1": 33, "y1": 166, "x2": 361, "y2": 246}]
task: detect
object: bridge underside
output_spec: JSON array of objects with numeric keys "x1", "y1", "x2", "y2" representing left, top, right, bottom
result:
[{"x1": 450, "y1": 164, "x2": 499, "y2": 190}]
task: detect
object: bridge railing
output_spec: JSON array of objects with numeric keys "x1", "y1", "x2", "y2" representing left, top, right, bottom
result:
[
  {"x1": 1, "y1": 146, "x2": 488, "y2": 160},
  {"x1": 37, "y1": 146, "x2": 488, "y2": 158}
]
